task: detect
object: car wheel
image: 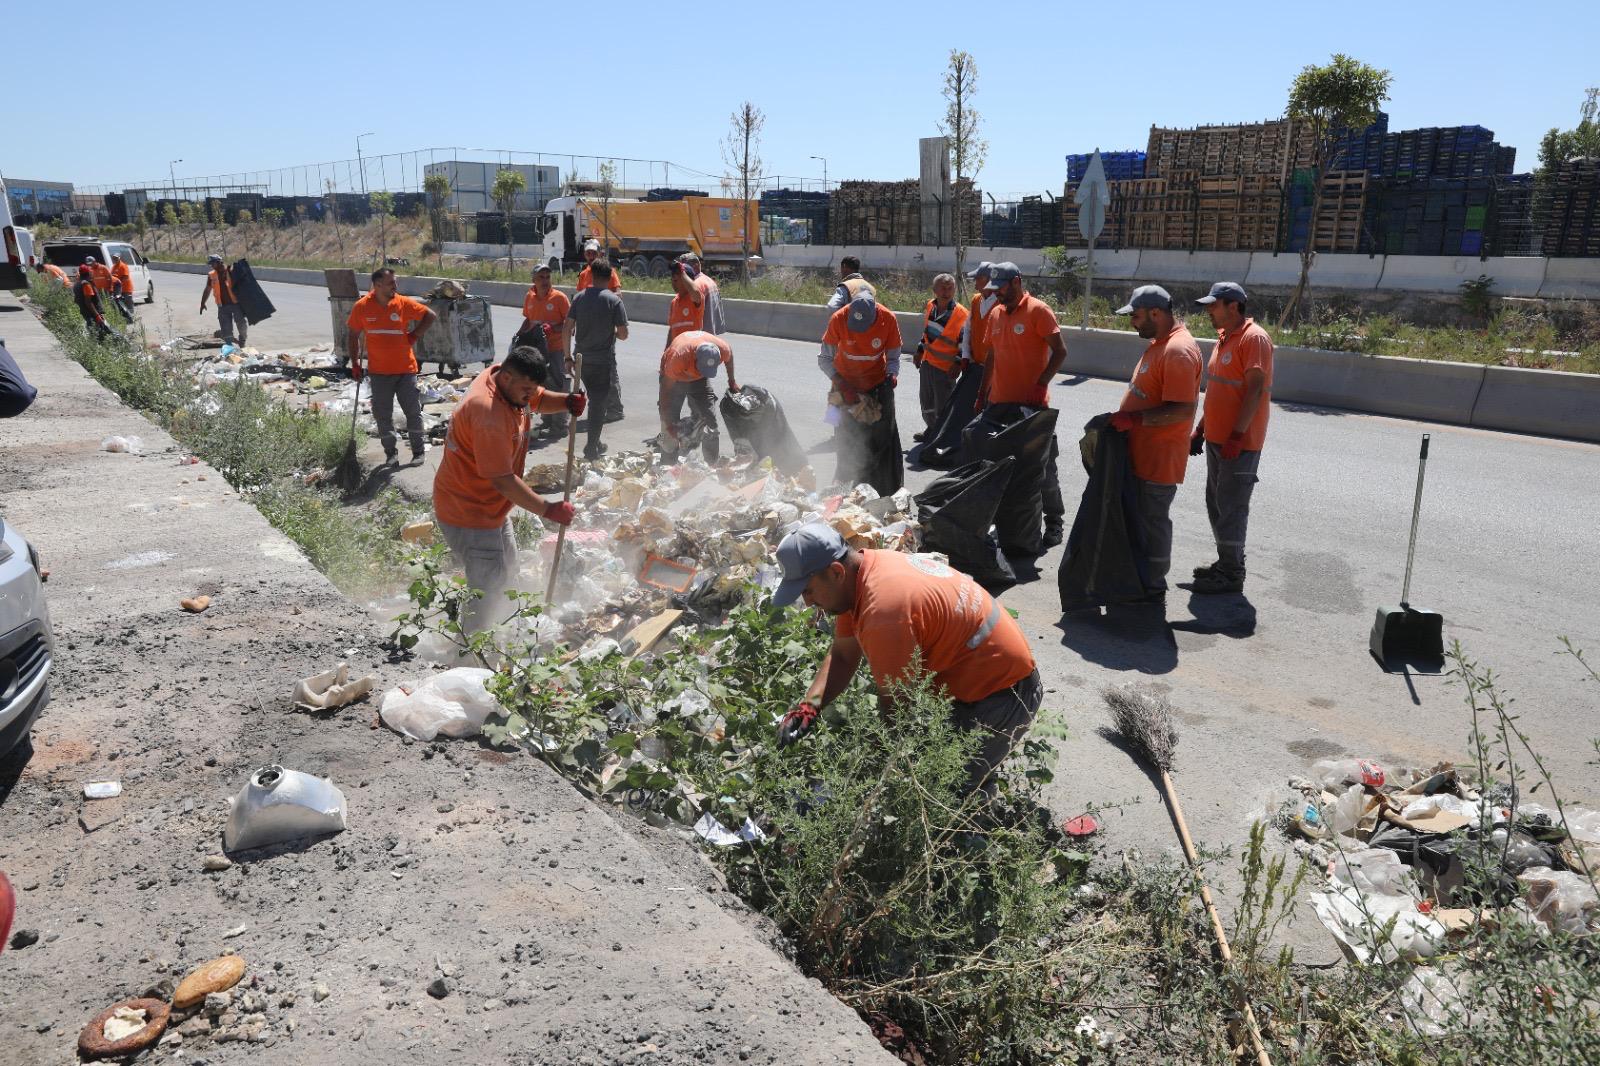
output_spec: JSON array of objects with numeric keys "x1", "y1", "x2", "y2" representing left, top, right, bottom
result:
[
  {"x1": 648, "y1": 256, "x2": 671, "y2": 279},
  {"x1": 146, "y1": 282, "x2": 155, "y2": 304}
]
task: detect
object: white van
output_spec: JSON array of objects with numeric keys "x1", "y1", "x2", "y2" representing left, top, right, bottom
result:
[
  {"x1": 40, "y1": 238, "x2": 155, "y2": 303},
  {"x1": 0, "y1": 179, "x2": 27, "y2": 289}
]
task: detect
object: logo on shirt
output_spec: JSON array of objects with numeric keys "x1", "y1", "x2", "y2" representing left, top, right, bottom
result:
[
  {"x1": 682, "y1": 308, "x2": 691, "y2": 317},
  {"x1": 908, "y1": 555, "x2": 953, "y2": 578},
  {"x1": 546, "y1": 302, "x2": 554, "y2": 311},
  {"x1": 1012, "y1": 323, "x2": 1025, "y2": 335},
  {"x1": 1222, "y1": 353, "x2": 1233, "y2": 365},
  {"x1": 870, "y1": 338, "x2": 882, "y2": 350},
  {"x1": 390, "y1": 312, "x2": 401, "y2": 322}
]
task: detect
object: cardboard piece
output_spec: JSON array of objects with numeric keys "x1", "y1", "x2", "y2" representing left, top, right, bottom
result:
[
  {"x1": 621, "y1": 609, "x2": 684, "y2": 657},
  {"x1": 400, "y1": 520, "x2": 435, "y2": 545},
  {"x1": 639, "y1": 555, "x2": 697, "y2": 593}
]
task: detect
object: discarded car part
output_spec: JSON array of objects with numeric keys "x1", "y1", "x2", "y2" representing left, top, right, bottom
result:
[
  {"x1": 379, "y1": 668, "x2": 502, "y2": 741},
  {"x1": 77, "y1": 998, "x2": 170, "y2": 1060},
  {"x1": 173, "y1": 954, "x2": 247, "y2": 1009},
  {"x1": 293, "y1": 662, "x2": 377, "y2": 711},
  {"x1": 1371, "y1": 434, "x2": 1444, "y2": 670},
  {"x1": 223, "y1": 765, "x2": 349, "y2": 854}
]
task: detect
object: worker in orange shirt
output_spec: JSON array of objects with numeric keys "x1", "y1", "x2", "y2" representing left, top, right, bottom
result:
[
  {"x1": 34, "y1": 260, "x2": 70, "y2": 288},
  {"x1": 657, "y1": 330, "x2": 738, "y2": 463},
  {"x1": 962, "y1": 261, "x2": 997, "y2": 368},
  {"x1": 1189, "y1": 282, "x2": 1274, "y2": 595},
  {"x1": 346, "y1": 267, "x2": 439, "y2": 465},
  {"x1": 819, "y1": 291, "x2": 904, "y2": 496},
  {"x1": 85, "y1": 256, "x2": 115, "y2": 304},
  {"x1": 981, "y1": 262, "x2": 1070, "y2": 548},
  {"x1": 516, "y1": 263, "x2": 572, "y2": 437},
  {"x1": 433, "y1": 343, "x2": 584, "y2": 637},
  {"x1": 73, "y1": 265, "x2": 113, "y2": 342},
  {"x1": 665, "y1": 260, "x2": 709, "y2": 344},
  {"x1": 111, "y1": 254, "x2": 137, "y2": 320},
  {"x1": 1093, "y1": 286, "x2": 1202, "y2": 605},
  {"x1": 675, "y1": 252, "x2": 725, "y2": 335},
  {"x1": 576, "y1": 239, "x2": 624, "y2": 424},
  {"x1": 912, "y1": 272, "x2": 969, "y2": 438},
  {"x1": 769, "y1": 523, "x2": 1041, "y2": 796},
  {"x1": 198, "y1": 254, "x2": 248, "y2": 346}
]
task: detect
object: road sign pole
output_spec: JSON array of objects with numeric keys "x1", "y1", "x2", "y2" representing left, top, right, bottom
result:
[{"x1": 1082, "y1": 240, "x2": 1094, "y2": 331}]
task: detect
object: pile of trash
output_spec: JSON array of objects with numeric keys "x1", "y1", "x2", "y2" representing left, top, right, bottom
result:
[{"x1": 1281, "y1": 757, "x2": 1600, "y2": 1032}]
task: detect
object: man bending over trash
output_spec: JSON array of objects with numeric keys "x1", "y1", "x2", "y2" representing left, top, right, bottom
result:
[
  {"x1": 432, "y1": 338, "x2": 585, "y2": 637},
  {"x1": 769, "y1": 523, "x2": 1041, "y2": 794}
]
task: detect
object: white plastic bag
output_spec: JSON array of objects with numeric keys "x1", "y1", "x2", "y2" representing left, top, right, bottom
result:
[
  {"x1": 1310, "y1": 883, "x2": 1447, "y2": 962},
  {"x1": 101, "y1": 435, "x2": 143, "y2": 454},
  {"x1": 379, "y1": 667, "x2": 502, "y2": 741},
  {"x1": 1519, "y1": 866, "x2": 1600, "y2": 934},
  {"x1": 1326, "y1": 784, "x2": 1373, "y2": 835},
  {"x1": 1329, "y1": 847, "x2": 1415, "y2": 897}
]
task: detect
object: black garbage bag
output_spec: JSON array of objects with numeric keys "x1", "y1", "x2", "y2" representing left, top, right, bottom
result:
[
  {"x1": 914, "y1": 458, "x2": 1018, "y2": 591},
  {"x1": 911, "y1": 361, "x2": 984, "y2": 470},
  {"x1": 720, "y1": 383, "x2": 807, "y2": 475},
  {"x1": 833, "y1": 380, "x2": 903, "y2": 496},
  {"x1": 0, "y1": 341, "x2": 38, "y2": 418},
  {"x1": 229, "y1": 259, "x2": 277, "y2": 326},
  {"x1": 1058, "y1": 426, "x2": 1150, "y2": 611},
  {"x1": 963, "y1": 403, "x2": 1058, "y2": 556}
]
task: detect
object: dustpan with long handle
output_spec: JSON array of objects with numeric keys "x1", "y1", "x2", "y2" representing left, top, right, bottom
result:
[{"x1": 1370, "y1": 433, "x2": 1443, "y2": 667}]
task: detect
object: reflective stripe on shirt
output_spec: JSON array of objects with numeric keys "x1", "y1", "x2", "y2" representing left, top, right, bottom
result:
[{"x1": 966, "y1": 599, "x2": 1003, "y2": 650}]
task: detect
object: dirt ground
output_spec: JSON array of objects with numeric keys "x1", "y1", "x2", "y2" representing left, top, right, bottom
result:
[{"x1": 0, "y1": 295, "x2": 892, "y2": 1064}]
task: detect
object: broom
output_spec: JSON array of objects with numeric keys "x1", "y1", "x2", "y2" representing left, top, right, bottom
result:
[
  {"x1": 1103, "y1": 686, "x2": 1274, "y2": 1066},
  {"x1": 333, "y1": 375, "x2": 363, "y2": 492}
]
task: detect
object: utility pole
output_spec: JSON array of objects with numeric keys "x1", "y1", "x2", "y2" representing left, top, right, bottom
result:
[
  {"x1": 809, "y1": 155, "x2": 828, "y2": 192},
  {"x1": 356, "y1": 132, "x2": 376, "y2": 196}
]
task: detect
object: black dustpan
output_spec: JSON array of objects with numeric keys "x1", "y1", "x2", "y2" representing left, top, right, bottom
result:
[{"x1": 1371, "y1": 434, "x2": 1444, "y2": 670}]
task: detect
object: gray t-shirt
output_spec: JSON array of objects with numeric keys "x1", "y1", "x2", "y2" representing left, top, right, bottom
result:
[{"x1": 570, "y1": 287, "x2": 628, "y2": 358}]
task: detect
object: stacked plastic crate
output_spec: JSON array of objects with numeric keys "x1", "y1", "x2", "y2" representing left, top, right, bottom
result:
[
  {"x1": 1540, "y1": 161, "x2": 1600, "y2": 258},
  {"x1": 1066, "y1": 151, "x2": 1146, "y2": 183}
]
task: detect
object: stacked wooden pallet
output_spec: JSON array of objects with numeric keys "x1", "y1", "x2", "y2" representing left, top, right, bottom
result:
[
  {"x1": 1540, "y1": 161, "x2": 1600, "y2": 258},
  {"x1": 1145, "y1": 118, "x2": 1311, "y2": 179},
  {"x1": 1194, "y1": 173, "x2": 1281, "y2": 251},
  {"x1": 828, "y1": 179, "x2": 921, "y2": 245}
]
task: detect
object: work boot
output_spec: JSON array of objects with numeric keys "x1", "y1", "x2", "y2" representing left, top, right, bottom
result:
[
  {"x1": 912, "y1": 430, "x2": 927, "y2": 443},
  {"x1": 410, "y1": 448, "x2": 427, "y2": 465},
  {"x1": 605, "y1": 410, "x2": 625, "y2": 425},
  {"x1": 1041, "y1": 525, "x2": 1065, "y2": 550},
  {"x1": 1192, "y1": 559, "x2": 1224, "y2": 579},
  {"x1": 383, "y1": 449, "x2": 399, "y2": 466},
  {"x1": 1190, "y1": 570, "x2": 1244, "y2": 595}
]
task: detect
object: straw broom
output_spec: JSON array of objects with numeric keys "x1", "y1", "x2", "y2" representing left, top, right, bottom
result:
[{"x1": 1103, "y1": 685, "x2": 1273, "y2": 1066}]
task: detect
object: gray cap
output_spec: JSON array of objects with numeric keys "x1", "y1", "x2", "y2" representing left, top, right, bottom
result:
[
  {"x1": 694, "y1": 342, "x2": 723, "y2": 379},
  {"x1": 966, "y1": 260, "x2": 994, "y2": 279},
  {"x1": 1115, "y1": 284, "x2": 1173, "y2": 314},
  {"x1": 207, "y1": 253, "x2": 223, "y2": 264},
  {"x1": 845, "y1": 292, "x2": 879, "y2": 334},
  {"x1": 1196, "y1": 281, "x2": 1248, "y2": 305},
  {"x1": 676, "y1": 252, "x2": 701, "y2": 265},
  {"x1": 533, "y1": 262, "x2": 552, "y2": 274},
  {"x1": 982, "y1": 262, "x2": 1021, "y2": 291},
  {"x1": 771, "y1": 523, "x2": 848, "y2": 607}
]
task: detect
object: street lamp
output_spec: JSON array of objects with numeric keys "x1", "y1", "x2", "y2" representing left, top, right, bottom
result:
[
  {"x1": 356, "y1": 132, "x2": 376, "y2": 196},
  {"x1": 168, "y1": 158, "x2": 183, "y2": 204},
  {"x1": 809, "y1": 155, "x2": 828, "y2": 192}
]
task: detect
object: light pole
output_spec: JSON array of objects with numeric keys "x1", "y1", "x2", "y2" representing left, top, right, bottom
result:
[
  {"x1": 356, "y1": 132, "x2": 376, "y2": 196},
  {"x1": 809, "y1": 155, "x2": 828, "y2": 192}
]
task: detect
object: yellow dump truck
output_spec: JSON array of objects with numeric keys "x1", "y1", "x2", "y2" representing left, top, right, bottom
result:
[{"x1": 537, "y1": 195, "x2": 760, "y2": 278}]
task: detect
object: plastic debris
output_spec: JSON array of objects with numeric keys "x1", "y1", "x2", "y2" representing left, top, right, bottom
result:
[
  {"x1": 83, "y1": 781, "x2": 122, "y2": 800},
  {"x1": 1310, "y1": 881, "x2": 1447, "y2": 962},
  {"x1": 1518, "y1": 866, "x2": 1600, "y2": 934},
  {"x1": 100, "y1": 435, "x2": 142, "y2": 454},
  {"x1": 379, "y1": 668, "x2": 503, "y2": 741},
  {"x1": 222, "y1": 765, "x2": 348, "y2": 853},
  {"x1": 400, "y1": 520, "x2": 436, "y2": 544},
  {"x1": 693, "y1": 812, "x2": 767, "y2": 847},
  {"x1": 293, "y1": 662, "x2": 377, "y2": 711}
]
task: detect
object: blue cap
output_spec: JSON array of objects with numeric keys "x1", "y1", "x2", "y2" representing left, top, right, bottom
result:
[
  {"x1": 1116, "y1": 285, "x2": 1172, "y2": 314},
  {"x1": 845, "y1": 292, "x2": 878, "y2": 334},
  {"x1": 771, "y1": 523, "x2": 848, "y2": 607},
  {"x1": 1196, "y1": 281, "x2": 1247, "y2": 305},
  {"x1": 694, "y1": 342, "x2": 723, "y2": 379},
  {"x1": 982, "y1": 262, "x2": 1021, "y2": 291},
  {"x1": 966, "y1": 261, "x2": 994, "y2": 279}
]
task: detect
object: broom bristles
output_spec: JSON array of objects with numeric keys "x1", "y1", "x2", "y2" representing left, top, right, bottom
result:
[{"x1": 1102, "y1": 685, "x2": 1178, "y2": 774}]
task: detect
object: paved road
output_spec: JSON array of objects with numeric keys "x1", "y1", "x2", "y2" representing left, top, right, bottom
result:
[{"x1": 148, "y1": 270, "x2": 1600, "y2": 893}]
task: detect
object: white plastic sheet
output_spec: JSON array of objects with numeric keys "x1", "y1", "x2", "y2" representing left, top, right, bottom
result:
[{"x1": 379, "y1": 667, "x2": 503, "y2": 741}]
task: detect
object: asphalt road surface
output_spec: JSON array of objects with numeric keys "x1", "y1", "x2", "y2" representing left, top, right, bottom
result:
[{"x1": 147, "y1": 270, "x2": 1600, "y2": 903}]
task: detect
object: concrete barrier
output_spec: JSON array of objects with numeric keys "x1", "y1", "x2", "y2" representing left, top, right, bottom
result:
[
  {"x1": 1246, "y1": 252, "x2": 1385, "y2": 290},
  {"x1": 1135, "y1": 250, "x2": 1254, "y2": 285},
  {"x1": 1538, "y1": 259, "x2": 1600, "y2": 299},
  {"x1": 1058, "y1": 247, "x2": 1143, "y2": 280},
  {"x1": 1378, "y1": 255, "x2": 1546, "y2": 296},
  {"x1": 1274, "y1": 348, "x2": 1487, "y2": 425},
  {"x1": 1470, "y1": 364, "x2": 1600, "y2": 440}
]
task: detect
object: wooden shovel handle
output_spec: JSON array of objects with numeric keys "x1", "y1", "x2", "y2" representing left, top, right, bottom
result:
[{"x1": 543, "y1": 353, "x2": 583, "y2": 604}]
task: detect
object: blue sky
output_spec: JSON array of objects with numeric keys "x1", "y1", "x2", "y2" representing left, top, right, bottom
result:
[{"x1": 6, "y1": 0, "x2": 1593, "y2": 198}]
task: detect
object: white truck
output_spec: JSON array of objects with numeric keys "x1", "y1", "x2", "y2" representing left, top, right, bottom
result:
[{"x1": 40, "y1": 238, "x2": 156, "y2": 303}]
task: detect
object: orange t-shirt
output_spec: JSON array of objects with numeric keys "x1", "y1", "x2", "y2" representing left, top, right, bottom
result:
[
  {"x1": 44, "y1": 264, "x2": 70, "y2": 286},
  {"x1": 835, "y1": 551, "x2": 1035, "y2": 704},
  {"x1": 433, "y1": 366, "x2": 542, "y2": 529},
  {"x1": 347, "y1": 292, "x2": 431, "y2": 375},
  {"x1": 667, "y1": 289, "x2": 704, "y2": 341},
  {"x1": 112, "y1": 261, "x2": 133, "y2": 297},
  {"x1": 967, "y1": 293, "x2": 992, "y2": 365},
  {"x1": 1119, "y1": 326, "x2": 1203, "y2": 485},
  {"x1": 1202, "y1": 318, "x2": 1274, "y2": 450},
  {"x1": 89, "y1": 261, "x2": 115, "y2": 294},
  {"x1": 521, "y1": 286, "x2": 570, "y2": 344},
  {"x1": 660, "y1": 330, "x2": 731, "y2": 383},
  {"x1": 822, "y1": 304, "x2": 903, "y2": 391},
  {"x1": 577, "y1": 265, "x2": 622, "y2": 292},
  {"x1": 984, "y1": 293, "x2": 1061, "y2": 405}
]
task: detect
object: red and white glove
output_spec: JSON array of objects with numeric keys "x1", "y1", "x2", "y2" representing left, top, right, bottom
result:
[
  {"x1": 1108, "y1": 411, "x2": 1138, "y2": 433},
  {"x1": 1220, "y1": 432, "x2": 1246, "y2": 461},
  {"x1": 350, "y1": 360, "x2": 364, "y2": 382},
  {"x1": 777, "y1": 701, "x2": 820, "y2": 748},
  {"x1": 543, "y1": 500, "x2": 575, "y2": 526},
  {"x1": 565, "y1": 391, "x2": 587, "y2": 417}
]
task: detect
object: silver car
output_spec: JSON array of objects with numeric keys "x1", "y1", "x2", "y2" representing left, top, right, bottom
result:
[{"x1": 0, "y1": 516, "x2": 52, "y2": 758}]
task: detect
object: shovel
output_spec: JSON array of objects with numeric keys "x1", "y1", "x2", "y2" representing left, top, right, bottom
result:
[{"x1": 1370, "y1": 433, "x2": 1443, "y2": 669}]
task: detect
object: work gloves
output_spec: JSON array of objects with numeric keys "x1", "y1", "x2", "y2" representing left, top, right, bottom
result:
[
  {"x1": 565, "y1": 391, "x2": 587, "y2": 417},
  {"x1": 350, "y1": 361, "x2": 364, "y2": 383},
  {"x1": 1189, "y1": 429, "x2": 1204, "y2": 456},
  {"x1": 1219, "y1": 432, "x2": 1246, "y2": 461},
  {"x1": 888, "y1": 374, "x2": 898, "y2": 389},
  {"x1": 777, "y1": 700, "x2": 821, "y2": 749},
  {"x1": 838, "y1": 383, "x2": 861, "y2": 405},
  {"x1": 1107, "y1": 411, "x2": 1138, "y2": 433},
  {"x1": 543, "y1": 500, "x2": 575, "y2": 526}
]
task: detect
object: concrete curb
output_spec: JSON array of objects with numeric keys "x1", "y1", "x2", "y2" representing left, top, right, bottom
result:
[{"x1": 151, "y1": 261, "x2": 1600, "y2": 442}]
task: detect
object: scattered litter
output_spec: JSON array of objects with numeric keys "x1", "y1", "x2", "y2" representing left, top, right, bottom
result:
[
  {"x1": 293, "y1": 662, "x2": 377, "y2": 711},
  {"x1": 400, "y1": 520, "x2": 436, "y2": 545},
  {"x1": 1310, "y1": 881, "x2": 1447, "y2": 962},
  {"x1": 693, "y1": 812, "x2": 767, "y2": 847},
  {"x1": 83, "y1": 781, "x2": 122, "y2": 800},
  {"x1": 380, "y1": 668, "x2": 502, "y2": 741},
  {"x1": 1062, "y1": 814, "x2": 1100, "y2": 837},
  {"x1": 202, "y1": 855, "x2": 233, "y2": 872},
  {"x1": 620, "y1": 609, "x2": 683, "y2": 657},
  {"x1": 100, "y1": 435, "x2": 142, "y2": 454},
  {"x1": 180, "y1": 595, "x2": 211, "y2": 613},
  {"x1": 77, "y1": 999, "x2": 169, "y2": 1060},
  {"x1": 222, "y1": 924, "x2": 248, "y2": 939},
  {"x1": 174, "y1": 955, "x2": 247, "y2": 1009},
  {"x1": 639, "y1": 554, "x2": 698, "y2": 593},
  {"x1": 1518, "y1": 866, "x2": 1600, "y2": 934},
  {"x1": 223, "y1": 765, "x2": 348, "y2": 853}
]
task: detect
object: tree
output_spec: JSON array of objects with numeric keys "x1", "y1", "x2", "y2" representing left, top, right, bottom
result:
[
  {"x1": 161, "y1": 203, "x2": 179, "y2": 254},
  {"x1": 1283, "y1": 54, "x2": 1392, "y2": 324},
  {"x1": 370, "y1": 191, "x2": 395, "y2": 267},
  {"x1": 326, "y1": 179, "x2": 345, "y2": 262},
  {"x1": 721, "y1": 102, "x2": 765, "y2": 285},
  {"x1": 938, "y1": 50, "x2": 987, "y2": 297},
  {"x1": 491, "y1": 168, "x2": 527, "y2": 278},
  {"x1": 423, "y1": 171, "x2": 453, "y2": 270},
  {"x1": 594, "y1": 160, "x2": 618, "y2": 269},
  {"x1": 1537, "y1": 87, "x2": 1600, "y2": 171},
  {"x1": 295, "y1": 203, "x2": 309, "y2": 258},
  {"x1": 134, "y1": 206, "x2": 151, "y2": 252},
  {"x1": 261, "y1": 207, "x2": 285, "y2": 260}
]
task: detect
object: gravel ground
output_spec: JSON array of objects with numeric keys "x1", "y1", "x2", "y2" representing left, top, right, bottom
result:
[{"x1": 0, "y1": 294, "x2": 892, "y2": 1065}]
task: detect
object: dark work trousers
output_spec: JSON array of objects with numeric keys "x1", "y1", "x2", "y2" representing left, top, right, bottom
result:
[
  {"x1": 606, "y1": 362, "x2": 624, "y2": 421},
  {"x1": 580, "y1": 353, "x2": 616, "y2": 457},
  {"x1": 1042, "y1": 436, "x2": 1065, "y2": 534},
  {"x1": 950, "y1": 668, "x2": 1043, "y2": 796},
  {"x1": 542, "y1": 353, "x2": 571, "y2": 435},
  {"x1": 918, "y1": 359, "x2": 958, "y2": 429},
  {"x1": 80, "y1": 308, "x2": 113, "y2": 342},
  {"x1": 1205, "y1": 444, "x2": 1262, "y2": 577},
  {"x1": 1133, "y1": 478, "x2": 1179, "y2": 593},
  {"x1": 368, "y1": 372, "x2": 425, "y2": 458},
  {"x1": 661, "y1": 376, "x2": 721, "y2": 462}
]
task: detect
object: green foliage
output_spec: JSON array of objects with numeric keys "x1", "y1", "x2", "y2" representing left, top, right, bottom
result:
[
  {"x1": 1459, "y1": 274, "x2": 1495, "y2": 326},
  {"x1": 369, "y1": 191, "x2": 394, "y2": 218},
  {"x1": 1538, "y1": 87, "x2": 1600, "y2": 171},
  {"x1": 1288, "y1": 54, "x2": 1395, "y2": 159}
]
